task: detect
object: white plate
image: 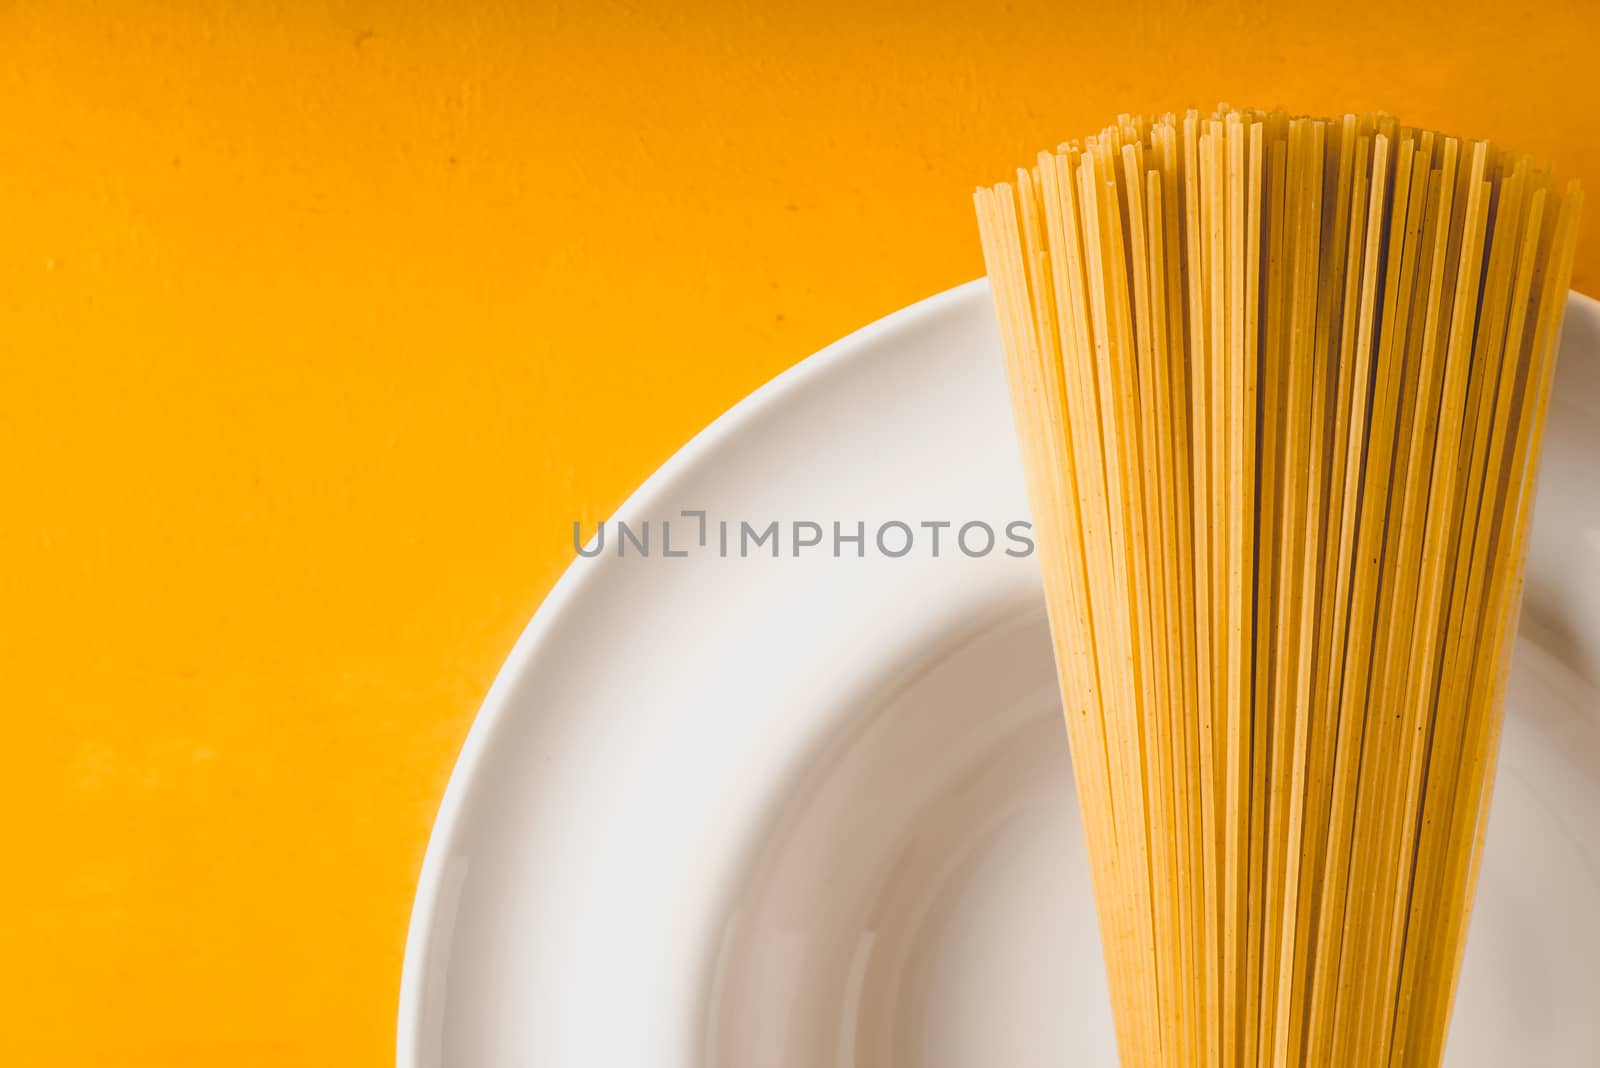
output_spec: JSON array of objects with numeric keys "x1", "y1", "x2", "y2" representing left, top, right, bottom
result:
[{"x1": 398, "y1": 282, "x2": 1600, "y2": 1067}]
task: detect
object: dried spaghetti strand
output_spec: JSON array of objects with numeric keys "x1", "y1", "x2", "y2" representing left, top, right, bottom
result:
[{"x1": 973, "y1": 109, "x2": 1580, "y2": 1068}]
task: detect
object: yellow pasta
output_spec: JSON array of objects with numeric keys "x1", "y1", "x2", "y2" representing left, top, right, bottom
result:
[{"x1": 973, "y1": 107, "x2": 1582, "y2": 1068}]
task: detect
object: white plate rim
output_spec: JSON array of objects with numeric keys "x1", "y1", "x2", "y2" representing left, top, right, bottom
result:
[{"x1": 395, "y1": 278, "x2": 996, "y2": 1065}]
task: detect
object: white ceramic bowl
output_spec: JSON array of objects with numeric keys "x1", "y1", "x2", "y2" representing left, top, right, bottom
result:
[{"x1": 398, "y1": 283, "x2": 1600, "y2": 1067}]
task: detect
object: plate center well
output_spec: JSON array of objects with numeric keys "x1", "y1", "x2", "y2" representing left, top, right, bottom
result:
[
  {"x1": 702, "y1": 608, "x2": 1600, "y2": 1068},
  {"x1": 704, "y1": 605, "x2": 1119, "y2": 1067}
]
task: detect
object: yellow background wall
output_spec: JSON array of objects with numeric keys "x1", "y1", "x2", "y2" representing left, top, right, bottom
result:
[{"x1": 4, "y1": 1, "x2": 1597, "y2": 1063}]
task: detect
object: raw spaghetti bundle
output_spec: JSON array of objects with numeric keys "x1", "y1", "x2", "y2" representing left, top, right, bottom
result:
[{"x1": 974, "y1": 108, "x2": 1581, "y2": 1067}]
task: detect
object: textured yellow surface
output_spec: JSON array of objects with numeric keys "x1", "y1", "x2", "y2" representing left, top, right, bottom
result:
[{"x1": 3, "y1": 2, "x2": 1597, "y2": 1064}]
